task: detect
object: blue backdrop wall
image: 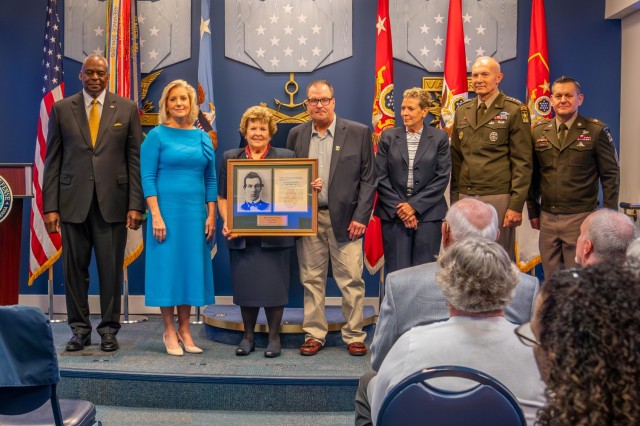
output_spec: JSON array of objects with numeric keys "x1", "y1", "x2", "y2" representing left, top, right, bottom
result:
[{"x1": 0, "y1": 0, "x2": 621, "y2": 301}]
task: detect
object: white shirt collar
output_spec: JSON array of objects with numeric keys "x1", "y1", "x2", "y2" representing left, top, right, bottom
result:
[{"x1": 83, "y1": 89, "x2": 106, "y2": 108}]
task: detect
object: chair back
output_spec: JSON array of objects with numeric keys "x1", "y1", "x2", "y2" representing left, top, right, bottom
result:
[
  {"x1": 0, "y1": 305, "x2": 93, "y2": 426},
  {"x1": 377, "y1": 365, "x2": 526, "y2": 426}
]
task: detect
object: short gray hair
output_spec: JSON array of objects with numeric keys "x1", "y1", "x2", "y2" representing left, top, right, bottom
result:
[
  {"x1": 446, "y1": 198, "x2": 499, "y2": 242},
  {"x1": 436, "y1": 237, "x2": 517, "y2": 313},
  {"x1": 585, "y1": 209, "x2": 637, "y2": 262}
]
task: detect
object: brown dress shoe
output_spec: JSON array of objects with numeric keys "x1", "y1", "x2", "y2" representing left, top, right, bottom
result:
[
  {"x1": 347, "y1": 342, "x2": 367, "y2": 356},
  {"x1": 300, "y1": 338, "x2": 323, "y2": 356}
]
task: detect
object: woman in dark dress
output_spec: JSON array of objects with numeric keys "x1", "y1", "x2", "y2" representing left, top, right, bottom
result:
[{"x1": 218, "y1": 106, "x2": 321, "y2": 358}]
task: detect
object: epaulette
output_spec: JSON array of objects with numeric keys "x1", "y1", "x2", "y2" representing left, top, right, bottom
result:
[
  {"x1": 532, "y1": 119, "x2": 549, "y2": 128},
  {"x1": 504, "y1": 96, "x2": 524, "y2": 105},
  {"x1": 584, "y1": 117, "x2": 606, "y2": 128},
  {"x1": 460, "y1": 98, "x2": 475, "y2": 106}
]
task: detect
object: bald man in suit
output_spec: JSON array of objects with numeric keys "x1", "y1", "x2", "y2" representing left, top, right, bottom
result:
[{"x1": 43, "y1": 54, "x2": 144, "y2": 352}]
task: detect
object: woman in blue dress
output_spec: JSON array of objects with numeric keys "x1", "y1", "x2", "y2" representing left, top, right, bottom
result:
[{"x1": 141, "y1": 80, "x2": 217, "y2": 356}]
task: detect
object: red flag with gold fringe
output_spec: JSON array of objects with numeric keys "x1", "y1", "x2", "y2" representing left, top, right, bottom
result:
[{"x1": 366, "y1": 0, "x2": 395, "y2": 275}]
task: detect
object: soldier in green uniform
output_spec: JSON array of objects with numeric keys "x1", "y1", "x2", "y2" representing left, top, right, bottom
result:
[
  {"x1": 527, "y1": 76, "x2": 619, "y2": 279},
  {"x1": 450, "y1": 56, "x2": 532, "y2": 260}
]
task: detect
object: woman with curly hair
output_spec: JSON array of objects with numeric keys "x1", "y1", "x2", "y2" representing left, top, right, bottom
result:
[{"x1": 522, "y1": 264, "x2": 640, "y2": 425}]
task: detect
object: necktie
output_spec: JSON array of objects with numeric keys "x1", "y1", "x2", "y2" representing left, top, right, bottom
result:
[
  {"x1": 477, "y1": 103, "x2": 487, "y2": 122},
  {"x1": 558, "y1": 123, "x2": 568, "y2": 146},
  {"x1": 89, "y1": 99, "x2": 99, "y2": 146}
]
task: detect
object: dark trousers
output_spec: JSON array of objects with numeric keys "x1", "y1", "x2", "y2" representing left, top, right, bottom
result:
[
  {"x1": 381, "y1": 219, "x2": 442, "y2": 275},
  {"x1": 355, "y1": 370, "x2": 377, "y2": 426},
  {"x1": 60, "y1": 193, "x2": 126, "y2": 336}
]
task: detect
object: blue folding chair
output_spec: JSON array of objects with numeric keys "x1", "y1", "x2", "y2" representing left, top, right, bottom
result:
[
  {"x1": 0, "y1": 305, "x2": 97, "y2": 426},
  {"x1": 377, "y1": 365, "x2": 526, "y2": 426}
]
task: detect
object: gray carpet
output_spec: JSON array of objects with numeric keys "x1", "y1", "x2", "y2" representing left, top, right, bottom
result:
[{"x1": 52, "y1": 315, "x2": 373, "y2": 378}]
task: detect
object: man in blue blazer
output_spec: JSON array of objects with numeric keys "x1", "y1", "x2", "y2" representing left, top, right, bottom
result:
[
  {"x1": 375, "y1": 88, "x2": 451, "y2": 274},
  {"x1": 43, "y1": 55, "x2": 144, "y2": 352},
  {"x1": 370, "y1": 198, "x2": 539, "y2": 371},
  {"x1": 287, "y1": 80, "x2": 375, "y2": 356}
]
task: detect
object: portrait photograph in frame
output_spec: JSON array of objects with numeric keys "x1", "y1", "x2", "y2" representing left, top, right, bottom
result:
[{"x1": 227, "y1": 158, "x2": 318, "y2": 236}]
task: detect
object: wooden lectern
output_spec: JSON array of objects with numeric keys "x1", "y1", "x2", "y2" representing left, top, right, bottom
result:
[{"x1": 0, "y1": 163, "x2": 33, "y2": 305}]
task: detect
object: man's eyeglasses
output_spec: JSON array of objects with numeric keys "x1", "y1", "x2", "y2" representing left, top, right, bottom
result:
[
  {"x1": 514, "y1": 322, "x2": 541, "y2": 348},
  {"x1": 306, "y1": 98, "x2": 333, "y2": 106}
]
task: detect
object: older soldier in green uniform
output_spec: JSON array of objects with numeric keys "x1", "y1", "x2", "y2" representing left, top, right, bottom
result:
[
  {"x1": 450, "y1": 56, "x2": 532, "y2": 259},
  {"x1": 527, "y1": 76, "x2": 619, "y2": 279}
]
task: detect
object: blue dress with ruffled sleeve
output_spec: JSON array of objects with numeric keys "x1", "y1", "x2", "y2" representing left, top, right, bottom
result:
[{"x1": 140, "y1": 125, "x2": 216, "y2": 306}]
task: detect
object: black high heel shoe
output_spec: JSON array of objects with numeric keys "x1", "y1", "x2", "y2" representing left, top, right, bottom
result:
[
  {"x1": 264, "y1": 340, "x2": 281, "y2": 358},
  {"x1": 235, "y1": 338, "x2": 255, "y2": 356}
]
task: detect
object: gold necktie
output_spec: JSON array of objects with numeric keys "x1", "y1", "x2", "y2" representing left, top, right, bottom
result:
[
  {"x1": 558, "y1": 123, "x2": 568, "y2": 146},
  {"x1": 89, "y1": 99, "x2": 99, "y2": 146},
  {"x1": 477, "y1": 103, "x2": 487, "y2": 122}
]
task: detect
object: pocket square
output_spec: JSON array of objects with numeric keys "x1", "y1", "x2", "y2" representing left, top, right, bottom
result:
[{"x1": 113, "y1": 122, "x2": 123, "y2": 127}]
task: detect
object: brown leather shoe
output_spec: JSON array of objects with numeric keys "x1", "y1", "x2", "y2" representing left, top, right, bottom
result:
[
  {"x1": 347, "y1": 342, "x2": 367, "y2": 356},
  {"x1": 300, "y1": 338, "x2": 323, "y2": 356}
]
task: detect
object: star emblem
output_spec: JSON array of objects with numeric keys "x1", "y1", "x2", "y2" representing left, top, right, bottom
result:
[
  {"x1": 200, "y1": 17, "x2": 211, "y2": 39},
  {"x1": 376, "y1": 16, "x2": 387, "y2": 35}
]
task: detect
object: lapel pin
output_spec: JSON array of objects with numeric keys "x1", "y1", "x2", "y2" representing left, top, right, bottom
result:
[{"x1": 335, "y1": 146, "x2": 341, "y2": 151}]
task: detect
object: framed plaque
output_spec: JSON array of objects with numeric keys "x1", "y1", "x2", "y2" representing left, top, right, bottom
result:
[{"x1": 227, "y1": 158, "x2": 318, "y2": 236}]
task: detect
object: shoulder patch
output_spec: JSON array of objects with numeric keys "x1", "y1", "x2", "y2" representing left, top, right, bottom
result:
[
  {"x1": 520, "y1": 105, "x2": 530, "y2": 124},
  {"x1": 603, "y1": 126, "x2": 614, "y2": 144},
  {"x1": 505, "y1": 96, "x2": 524, "y2": 106}
]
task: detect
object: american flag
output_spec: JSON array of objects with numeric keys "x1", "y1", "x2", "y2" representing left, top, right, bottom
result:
[{"x1": 28, "y1": 0, "x2": 64, "y2": 285}]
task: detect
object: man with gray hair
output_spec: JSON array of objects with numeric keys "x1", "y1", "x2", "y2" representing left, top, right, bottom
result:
[
  {"x1": 356, "y1": 237, "x2": 546, "y2": 425},
  {"x1": 369, "y1": 198, "x2": 539, "y2": 371},
  {"x1": 575, "y1": 209, "x2": 637, "y2": 266}
]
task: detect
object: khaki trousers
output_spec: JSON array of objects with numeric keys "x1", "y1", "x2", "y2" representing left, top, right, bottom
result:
[
  {"x1": 539, "y1": 211, "x2": 591, "y2": 280},
  {"x1": 296, "y1": 209, "x2": 366, "y2": 344},
  {"x1": 460, "y1": 193, "x2": 515, "y2": 260}
]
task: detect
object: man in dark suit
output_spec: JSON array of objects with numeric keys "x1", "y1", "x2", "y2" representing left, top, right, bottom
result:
[
  {"x1": 239, "y1": 172, "x2": 270, "y2": 211},
  {"x1": 43, "y1": 54, "x2": 144, "y2": 352},
  {"x1": 287, "y1": 80, "x2": 375, "y2": 356}
]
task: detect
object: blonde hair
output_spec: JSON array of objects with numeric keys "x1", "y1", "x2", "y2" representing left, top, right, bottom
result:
[
  {"x1": 239, "y1": 105, "x2": 277, "y2": 137},
  {"x1": 158, "y1": 79, "x2": 199, "y2": 125}
]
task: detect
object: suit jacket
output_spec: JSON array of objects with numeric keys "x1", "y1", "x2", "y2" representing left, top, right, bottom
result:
[
  {"x1": 286, "y1": 117, "x2": 375, "y2": 243},
  {"x1": 370, "y1": 261, "x2": 539, "y2": 371},
  {"x1": 374, "y1": 124, "x2": 451, "y2": 222},
  {"x1": 218, "y1": 147, "x2": 295, "y2": 250},
  {"x1": 43, "y1": 91, "x2": 144, "y2": 222}
]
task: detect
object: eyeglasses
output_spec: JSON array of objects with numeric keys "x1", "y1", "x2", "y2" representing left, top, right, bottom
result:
[
  {"x1": 306, "y1": 98, "x2": 333, "y2": 106},
  {"x1": 514, "y1": 322, "x2": 540, "y2": 348}
]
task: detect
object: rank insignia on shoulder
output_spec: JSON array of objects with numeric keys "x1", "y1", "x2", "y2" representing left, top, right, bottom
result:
[
  {"x1": 505, "y1": 96, "x2": 524, "y2": 105},
  {"x1": 520, "y1": 106, "x2": 530, "y2": 124}
]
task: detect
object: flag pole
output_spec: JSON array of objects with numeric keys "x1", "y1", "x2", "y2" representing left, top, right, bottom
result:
[
  {"x1": 121, "y1": 265, "x2": 148, "y2": 324},
  {"x1": 47, "y1": 266, "x2": 66, "y2": 323}
]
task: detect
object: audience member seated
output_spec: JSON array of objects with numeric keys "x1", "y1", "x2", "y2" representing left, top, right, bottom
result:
[
  {"x1": 356, "y1": 237, "x2": 546, "y2": 426},
  {"x1": 523, "y1": 264, "x2": 639, "y2": 425},
  {"x1": 574, "y1": 208, "x2": 636, "y2": 266},
  {"x1": 370, "y1": 198, "x2": 539, "y2": 371}
]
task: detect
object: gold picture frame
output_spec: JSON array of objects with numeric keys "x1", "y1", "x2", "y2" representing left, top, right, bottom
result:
[{"x1": 227, "y1": 158, "x2": 318, "y2": 236}]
